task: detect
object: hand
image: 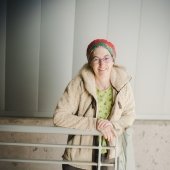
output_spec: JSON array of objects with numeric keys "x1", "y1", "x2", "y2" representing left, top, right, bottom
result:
[{"x1": 97, "y1": 119, "x2": 115, "y2": 142}]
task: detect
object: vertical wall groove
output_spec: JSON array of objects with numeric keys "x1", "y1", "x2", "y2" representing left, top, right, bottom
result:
[
  {"x1": 134, "y1": 0, "x2": 143, "y2": 90},
  {"x1": 0, "y1": 0, "x2": 6, "y2": 111}
]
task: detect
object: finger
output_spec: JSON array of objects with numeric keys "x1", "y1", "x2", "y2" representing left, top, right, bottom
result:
[
  {"x1": 98, "y1": 120, "x2": 111, "y2": 129},
  {"x1": 107, "y1": 129, "x2": 113, "y2": 142},
  {"x1": 105, "y1": 128, "x2": 112, "y2": 141},
  {"x1": 97, "y1": 121, "x2": 105, "y2": 131},
  {"x1": 102, "y1": 130, "x2": 108, "y2": 140},
  {"x1": 98, "y1": 122, "x2": 107, "y2": 129},
  {"x1": 105, "y1": 127, "x2": 114, "y2": 142}
]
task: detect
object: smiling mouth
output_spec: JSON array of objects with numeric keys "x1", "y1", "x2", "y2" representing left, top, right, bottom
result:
[
  {"x1": 98, "y1": 67, "x2": 108, "y2": 71},
  {"x1": 99, "y1": 69, "x2": 106, "y2": 71}
]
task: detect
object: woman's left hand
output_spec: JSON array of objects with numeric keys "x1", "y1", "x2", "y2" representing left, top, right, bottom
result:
[{"x1": 97, "y1": 119, "x2": 115, "y2": 142}]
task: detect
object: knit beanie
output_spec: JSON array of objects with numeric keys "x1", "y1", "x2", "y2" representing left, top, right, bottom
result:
[{"x1": 86, "y1": 39, "x2": 116, "y2": 62}]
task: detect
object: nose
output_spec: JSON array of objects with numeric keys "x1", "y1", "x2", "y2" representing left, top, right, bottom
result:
[{"x1": 98, "y1": 58, "x2": 105, "y2": 65}]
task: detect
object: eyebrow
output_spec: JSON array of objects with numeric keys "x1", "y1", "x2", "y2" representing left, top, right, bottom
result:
[{"x1": 93, "y1": 54, "x2": 111, "y2": 58}]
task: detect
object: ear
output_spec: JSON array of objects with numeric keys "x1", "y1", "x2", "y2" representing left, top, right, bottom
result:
[{"x1": 112, "y1": 55, "x2": 116, "y2": 63}]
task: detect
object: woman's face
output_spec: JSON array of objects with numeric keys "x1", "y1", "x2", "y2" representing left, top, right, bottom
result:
[{"x1": 90, "y1": 46, "x2": 114, "y2": 79}]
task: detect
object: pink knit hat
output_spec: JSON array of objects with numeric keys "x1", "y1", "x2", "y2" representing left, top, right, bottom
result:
[{"x1": 86, "y1": 39, "x2": 116, "y2": 62}]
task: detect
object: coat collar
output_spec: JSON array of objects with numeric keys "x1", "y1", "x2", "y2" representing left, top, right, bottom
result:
[
  {"x1": 110, "y1": 64, "x2": 132, "y2": 91},
  {"x1": 79, "y1": 63, "x2": 131, "y2": 98}
]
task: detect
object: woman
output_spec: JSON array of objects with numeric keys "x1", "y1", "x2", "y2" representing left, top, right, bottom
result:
[{"x1": 53, "y1": 39, "x2": 136, "y2": 170}]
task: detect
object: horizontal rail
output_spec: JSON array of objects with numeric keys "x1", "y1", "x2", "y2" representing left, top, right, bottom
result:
[
  {"x1": 0, "y1": 142, "x2": 115, "y2": 150},
  {"x1": 0, "y1": 159, "x2": 97, "y2": 166},
  {"x1": 0, "y1": 124, "x2": 101, "y2": 136},
  {"x1": 0, "y1": 158, "x2": 114, "y2": 167}
]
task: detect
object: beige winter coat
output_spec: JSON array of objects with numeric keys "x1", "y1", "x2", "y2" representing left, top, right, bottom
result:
[{"x1": 53, "y1": 64, "x2": 135, "y2": 170}]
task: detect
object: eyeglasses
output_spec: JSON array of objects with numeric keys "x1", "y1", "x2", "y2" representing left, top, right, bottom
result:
[{"x1": 91, "y1": 55, "x2": 113, "y2": 64}]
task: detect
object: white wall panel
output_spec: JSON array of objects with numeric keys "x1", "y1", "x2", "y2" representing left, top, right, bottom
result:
[
  {"x1": 108, "y1": 0, "x2": 141, "y2": 87},
  {"x1": 72, "y1": 0, "x2": 109, "y2": 76},
  {"x1": 135, "y1": 0, "x2": 170, "y2": 117},
  {"x1": 0, "y1": 0, "x2": 170, "y2": 119},
  {"x1": 38, "y1": 0, "x2": 75, "y2": 113},
  {"x1": 5, "y1": 0, "x2": 41, "y2": 113},
  {"x1": 164, "y1": 42, "x2": 170, "y2": 114}
]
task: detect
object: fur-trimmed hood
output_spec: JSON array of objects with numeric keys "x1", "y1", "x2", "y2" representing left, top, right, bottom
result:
[{"x1": 79, "y1": 63, "x2": 131, "y2": 97}]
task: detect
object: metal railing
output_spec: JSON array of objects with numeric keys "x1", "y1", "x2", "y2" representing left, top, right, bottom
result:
[{"x1": 0, "y1": 124, "x2": 128, "y2": 170}]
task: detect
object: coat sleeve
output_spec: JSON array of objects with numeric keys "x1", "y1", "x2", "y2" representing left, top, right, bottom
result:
[
  {"x1": 111, "y1": 82, "x2": 136, "y2": 136},
  {"x1": 53, "y1": 77, "x2": 97, "y2": 130}
]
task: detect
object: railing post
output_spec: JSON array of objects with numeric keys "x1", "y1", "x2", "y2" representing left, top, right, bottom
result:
[
  {"x1": 114, "y1": 136, "x2": 118, "y2": 170},
  {"x1": 97, "y1": 135, "x2": 102, "y2": 170}
]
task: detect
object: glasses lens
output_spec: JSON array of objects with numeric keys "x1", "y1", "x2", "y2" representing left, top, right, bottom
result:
[{"x1": 92, "y1": 56, "x2": 112, "y2": 64}]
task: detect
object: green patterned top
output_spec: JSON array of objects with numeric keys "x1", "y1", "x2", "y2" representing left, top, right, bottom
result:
[
  {"x1": 96, "y1": 86, "x2": 114, "y2": 153},
  {"x1": 97, "y1": 86, "x2": 113, "y2": 119}
]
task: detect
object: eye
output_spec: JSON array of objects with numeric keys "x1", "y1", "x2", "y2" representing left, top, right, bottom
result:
[
  {"x1": 104, "y1": 56, "x2": 111, "y2": 61},
  {"x1": 92, "y1": 57, "x2": 99, "y2": 62},
  {"x1": 105, "y1": 57, "x2": 110, "y2": 60}
]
